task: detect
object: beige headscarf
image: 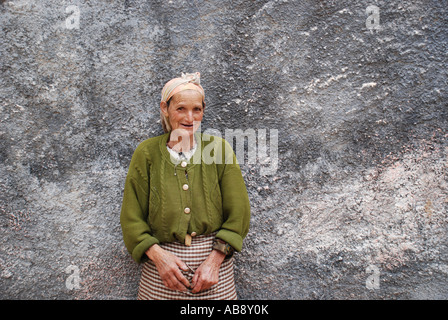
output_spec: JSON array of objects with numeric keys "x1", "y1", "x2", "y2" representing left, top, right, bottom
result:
[{"x1": 160, "y1": 72, "x2": 205, "y2": 132}]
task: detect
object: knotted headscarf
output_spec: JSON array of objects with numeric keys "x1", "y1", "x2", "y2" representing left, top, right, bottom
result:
[{"x1": 160, "y1": 72, "x2": 205, "y2": 132}]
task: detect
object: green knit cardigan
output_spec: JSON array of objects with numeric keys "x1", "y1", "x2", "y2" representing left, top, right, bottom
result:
[{"x1": 120, "y1": 132, "x2": 251, "y2": 263}]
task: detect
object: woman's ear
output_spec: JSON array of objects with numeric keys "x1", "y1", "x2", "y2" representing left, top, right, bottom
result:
[{"x1": 160, "y1": 101, "x2": 169, "y2": 117}]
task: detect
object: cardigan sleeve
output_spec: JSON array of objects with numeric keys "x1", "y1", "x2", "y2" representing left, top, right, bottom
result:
[
  {"x1": 215, "y1": 139, "x2": 251, "y2": 252},
  {"x1": 120, "y1": 144, "x2": 160, "y2": 263}
]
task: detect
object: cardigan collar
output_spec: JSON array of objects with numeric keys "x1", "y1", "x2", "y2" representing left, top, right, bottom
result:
[{"x1": 160, "y1": 132, "x2": 203, "y2": 167}]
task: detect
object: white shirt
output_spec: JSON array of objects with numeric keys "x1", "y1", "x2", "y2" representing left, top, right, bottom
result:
[{"x1": 166, "y1": 142, "x2": 198, "y2": 162}]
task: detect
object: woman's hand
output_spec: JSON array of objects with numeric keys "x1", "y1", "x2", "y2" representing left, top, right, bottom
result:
[
  {"x1": 145, "y1": 244, "x2": 191, "y2": 292},
  {"x1": 191, "y1": 249, "x2": 226, "y2": 293}
]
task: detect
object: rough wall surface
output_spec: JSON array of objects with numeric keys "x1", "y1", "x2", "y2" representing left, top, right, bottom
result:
[{"x1": 1, "y1": 0, "x2": 447, "y2": 299}]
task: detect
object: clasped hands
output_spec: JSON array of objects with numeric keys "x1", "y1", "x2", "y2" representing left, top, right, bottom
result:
[{"x1": 145, "y1": 244, "x2": 225, "y2": 293}]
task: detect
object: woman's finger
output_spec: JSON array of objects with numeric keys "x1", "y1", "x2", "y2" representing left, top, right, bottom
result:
[
  {"x1": 152, "y1": 248, "x2": 191, "y2": 291},
  {"x1": 172, "y1": 267, "x2": 191, "y2": 290},
  {"x1": 191, "y1": 277, "x2": 204, "y2": 293}
]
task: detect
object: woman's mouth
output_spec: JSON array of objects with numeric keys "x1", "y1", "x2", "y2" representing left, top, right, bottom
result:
[{"x1": 181, "y1": 123, "x2": 193, "y2": 128}]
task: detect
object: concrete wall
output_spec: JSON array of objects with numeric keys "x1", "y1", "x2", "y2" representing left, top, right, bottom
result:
[{"x1": 1, "y1": 0, "x2": 447, "y2": 299}]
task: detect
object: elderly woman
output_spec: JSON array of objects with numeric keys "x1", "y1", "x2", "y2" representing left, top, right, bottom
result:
[{"x1": 120, "y1": 72, "x2": 251, "y2": 300}]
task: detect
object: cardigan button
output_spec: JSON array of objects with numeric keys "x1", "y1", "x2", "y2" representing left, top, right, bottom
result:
[
  {"x1": 191, "y1": 232, "x2": 197, "y2": 237},
  {"x1": 184, "y1": 207, "x2": 191, "y2": 214},
  {"x1": 182, "y1": 184, "x2": 189, "y2": 191},
  {"x1": 181, "y1": 161, "x2": 187, "y2": 168}
]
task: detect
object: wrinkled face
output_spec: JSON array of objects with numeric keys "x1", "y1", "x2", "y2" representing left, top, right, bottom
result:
[{"x1": 161, "y1": 89, "x2": 204, "y2": 136}]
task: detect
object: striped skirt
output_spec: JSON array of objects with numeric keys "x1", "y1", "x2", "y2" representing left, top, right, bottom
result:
[{"x1": 137, "y1": 233, "x2": 237, "y2": 300}]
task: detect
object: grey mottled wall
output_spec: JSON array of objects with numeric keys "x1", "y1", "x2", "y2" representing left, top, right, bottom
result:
[{"x1": 1, "y1": 0, "x2": 447, "y2": 299}]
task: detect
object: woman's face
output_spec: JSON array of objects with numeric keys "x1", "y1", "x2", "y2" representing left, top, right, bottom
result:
[{"x1": 161, "y1": 89, "x2": 204, "y2": 136}]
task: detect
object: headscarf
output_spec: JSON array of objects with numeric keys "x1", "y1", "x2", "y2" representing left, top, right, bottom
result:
[
  {"x1": 160, "y1": 72, "x2": 205, "y2": 132},
  {"x1": 161, "y1": 72, "x2": 205, "y2": 103}
]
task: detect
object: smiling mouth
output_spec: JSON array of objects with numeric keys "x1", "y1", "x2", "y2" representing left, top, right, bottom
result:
[{"x1": 181, "y1": 123, "x2": 194, "y2": 128}]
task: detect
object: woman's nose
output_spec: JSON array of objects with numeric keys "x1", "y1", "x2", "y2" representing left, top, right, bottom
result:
[{"x1": 185, "y1": 111, "x2": 194, "y2": 122}]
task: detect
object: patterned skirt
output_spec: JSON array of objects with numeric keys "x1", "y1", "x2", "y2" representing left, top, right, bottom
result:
[{"x1": 137, "y1": 232, "x2": 237, "y2": 300}]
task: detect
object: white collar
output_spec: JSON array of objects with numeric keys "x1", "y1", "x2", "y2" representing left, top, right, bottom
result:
[{"x1": 166, "y1": 142, "x2": 198, "y2": 162}]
